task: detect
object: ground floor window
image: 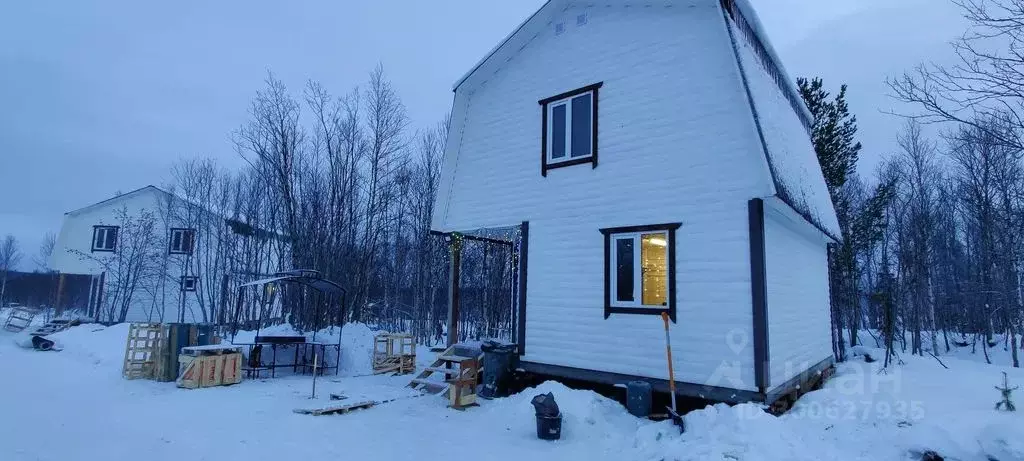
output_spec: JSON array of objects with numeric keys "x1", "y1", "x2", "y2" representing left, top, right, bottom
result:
[
  {"x1": 180, "y1": 276, "x2": 198, "y2": 292},
  {"x1": 600, "y1": 223, "x2": 680, "y2": 321}
]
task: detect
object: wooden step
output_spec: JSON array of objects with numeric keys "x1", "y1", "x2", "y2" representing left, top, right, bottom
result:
[
  {"x1": 410, "y1": 378, "x2": 447, "y2": 389},
  {"x1": 438, "y1": 355, "x2": 474, "y2": 362},
  {"x1": 424, "y1": 367, "x2": 461, "y2": 376}
]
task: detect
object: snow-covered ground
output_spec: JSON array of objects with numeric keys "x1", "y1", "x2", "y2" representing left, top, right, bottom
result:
[{"x1": 2, "y1": 324, "x2": 1023, "y2": 461}]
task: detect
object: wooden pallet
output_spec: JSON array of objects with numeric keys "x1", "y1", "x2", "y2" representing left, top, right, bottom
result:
[
  {"x1": 28, "y1": 319, "x2": 76, "y2": 337},
  {"x1": 293, "y1": 400, "x2": 375, "y2": 416},
  {"x1": 4, "y1": 307, "x2": 38, "y2": 333},
  {"x1": 122, "y1": 323, "x2": 165, "y2": 380}
]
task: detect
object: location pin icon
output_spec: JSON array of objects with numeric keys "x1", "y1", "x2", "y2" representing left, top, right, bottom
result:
[{"x1": 726, "y1": 328, "x2": 749, "y2": 355}]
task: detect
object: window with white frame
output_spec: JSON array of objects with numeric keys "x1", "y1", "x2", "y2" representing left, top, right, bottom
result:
[
  {"x1": 169, "y1": 228, "x2": 196, "y2": 255},
  {"x1": 92, "y1": 226, "x2": 119, "y2": 252},
  {"x1": 180, "y1": 276, "x2": 198, "y2": 292},
  {"x1": 600, "y1": 223, "x2": 680, "y2": 320},
  {"x1": 539, "y1": 82, "x2": 602, "y2": 175}
]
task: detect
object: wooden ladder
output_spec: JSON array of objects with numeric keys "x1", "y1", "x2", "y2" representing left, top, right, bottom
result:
[{"x1": 3, "y1": 307, "x2": 38, "y2": 333}]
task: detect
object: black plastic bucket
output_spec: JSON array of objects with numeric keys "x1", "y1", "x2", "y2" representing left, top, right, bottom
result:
[{"x1": 536, "y1": 413, "x2": 562, "y2": 440}]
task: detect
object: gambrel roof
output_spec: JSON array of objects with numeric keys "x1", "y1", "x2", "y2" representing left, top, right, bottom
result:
[{"x1": 450, "y1": 0, "x2": 840, "y2": 241}]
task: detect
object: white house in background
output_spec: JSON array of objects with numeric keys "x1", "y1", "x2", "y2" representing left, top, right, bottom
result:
[
  {"x1": 50, "y1": 185, "x2": 286, "y2": 324},
  {"x1": 431, "y1": 0, "x2": 840, "y2": 404}
]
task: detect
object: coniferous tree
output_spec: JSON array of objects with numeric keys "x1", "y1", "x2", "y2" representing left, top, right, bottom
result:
[
  {"x1": 797, "y1": 77, "x2": 862, "y2": 200},
  {"x1": 798, "y1": 77, "x2": 892, "y2": 360}
]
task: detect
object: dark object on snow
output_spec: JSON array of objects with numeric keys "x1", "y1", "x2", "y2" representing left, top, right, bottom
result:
[
  {"x1": 535, "y1": 413, "x2": 562, "y2": 440},
  {"x1": 480, "y1": 340, "x2": 517, "y2": 399},
  {"x1": 531, "y1": 392, "x2": 562, "y2": 440},
  {"x1": 531, "y1": 392, "x2": 560, "y2": 417},
  {"x1": 921, "y1": 450, "x2": 944, "y2": 461},
  {"x1": 626, "y1": 381, "x2": 652, "y2": 417},
  {"x1": 952, "y1": 340, "x2": 969, "y2": 347},
  {"x1": 995, "y1": 371, "x2": 1018, "y2": 412},
  {"x1": 31, "y1": 335, "x2": 55, "y2": 351},
  {"x1": 863, "y1": 353, "x2": 876, "y2": 363}
]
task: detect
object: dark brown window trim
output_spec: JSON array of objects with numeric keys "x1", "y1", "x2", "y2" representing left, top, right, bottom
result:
[
  {"x1": 169, "y1": 228, "x2": 196, "y2": 255},
  {"x1": 540, "y1": 82, "x2": 603, "y2": 177},
  {"x1": 91, "y1": 225, "x2": 119, "y2": 253},
  {"x1": 599, "y1": 222, "x2": 681, "y2": 322}
]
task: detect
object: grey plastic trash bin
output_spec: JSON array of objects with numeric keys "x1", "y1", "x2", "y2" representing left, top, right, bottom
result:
[{"x1": 480, "y1": 341, "x2": 517, "y2": 399}]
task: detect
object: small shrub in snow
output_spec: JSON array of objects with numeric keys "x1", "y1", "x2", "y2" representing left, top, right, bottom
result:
[{"x1": 994, "y1": 372, "x2": 1018, "y2": 412}]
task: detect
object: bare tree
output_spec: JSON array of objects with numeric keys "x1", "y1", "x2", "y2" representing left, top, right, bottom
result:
[
  {"x1": 73, "y1": 207, "x2": 162, "y2": 322},
  {"x1": 889, "y1": 0, "x2": 1024, "y2": 151},
  {"x1": 0, "y1": 234, "x2": 23, "y2": 306},
  {"x1": 234, "y1": 71, "x2": 305, "y2": 265},
  {"x1": 31, "y1": 232, "x2": 56, "y2": 272}
]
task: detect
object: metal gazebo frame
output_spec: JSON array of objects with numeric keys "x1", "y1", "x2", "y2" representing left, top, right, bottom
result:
[{"x1": 229, "y1": 269, "x2": 347, "y2": 379}]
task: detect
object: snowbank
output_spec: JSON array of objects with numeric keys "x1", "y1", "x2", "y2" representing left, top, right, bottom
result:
[
  {"x1": 486, "y1": 381, "x2": 650, "y2": 440},
  {"x1": 46, "y1": 323, "x2": 130, "y2": 367}
]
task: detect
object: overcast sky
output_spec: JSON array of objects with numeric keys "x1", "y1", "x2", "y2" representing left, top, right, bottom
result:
[{"x1": 0, "y1": 0, "x2": 966, "y2": 269}]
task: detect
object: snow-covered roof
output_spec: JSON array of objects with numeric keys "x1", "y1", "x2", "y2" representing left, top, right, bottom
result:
[{"x1": 64, "y1": 185, "x2": 166, "y2": 216}]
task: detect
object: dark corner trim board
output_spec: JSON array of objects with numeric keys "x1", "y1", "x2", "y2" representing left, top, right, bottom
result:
[
  {"x1": 748, "y1": 198, "x2": 770, "y2": 393},
  {"x1": 517, "y1": 221, "x2": 529, "y2": 356},
  {"x1": 599, "y1": 222, "x2": 681, "y2": 323},
  {"x1": 763, "y1": 356, "x2": 835, "y2": 405},
  {"x1": 539, "y1": 82, "x2": 603, "y2": 177},
  {"x1": 518, "y1": 361, "x2": 762, "y2": 404}
]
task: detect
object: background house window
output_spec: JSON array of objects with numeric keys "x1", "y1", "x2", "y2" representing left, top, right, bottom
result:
[
  {"x1": 169, "y1": 228, "x2": 196, "y2": 255},
  {"x1": 92, "y1": 226, "x2": 118, "y2": 252},
  {"x1": 180, "y1": 276, "x2": 198, "y2": 292},
  {"x1": 600, "y1": 223, "x2": 680, "y2": 321},
  {"x1": 539, "y1": 82, "x2": 602, "y2": 175}
]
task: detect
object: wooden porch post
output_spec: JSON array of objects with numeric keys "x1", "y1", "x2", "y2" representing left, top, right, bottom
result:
[{"x1": 446, "y1": 233, "x2": 463, "y2": 348}]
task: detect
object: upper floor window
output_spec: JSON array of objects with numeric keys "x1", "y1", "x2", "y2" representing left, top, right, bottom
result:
[
  {"x1": 92, "y1": 226, "x2": 118, "y2": 252},
  {"x1": 600, "y1": 223, "x2": 680, "y2": 321},
  {"x1": 169, "y1": 228, "x2": 196, "y2": 255},
  {"x1": 539, "y1": 82, "x2": 602, "y2": 176}
]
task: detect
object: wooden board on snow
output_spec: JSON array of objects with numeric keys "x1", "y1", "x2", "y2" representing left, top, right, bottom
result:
[{"x1": 292, "y1": 400, "x2": 375, "y2": 416}]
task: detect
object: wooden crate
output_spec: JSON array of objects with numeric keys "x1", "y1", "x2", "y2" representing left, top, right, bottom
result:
[
  {"x1": 222, "y1": 353, "x2": 242, "y2": 385},
  {"x1": 372, "y1": 333, "x2": 416, "y2": 375},
  {"x1": 176, "y1": 348, "x2": 244, "y2": 389}
]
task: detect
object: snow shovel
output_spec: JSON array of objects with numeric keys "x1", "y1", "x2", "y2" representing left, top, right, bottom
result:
[{"x1": 661, "y1": 312, "x2": 684, "y2": 431}]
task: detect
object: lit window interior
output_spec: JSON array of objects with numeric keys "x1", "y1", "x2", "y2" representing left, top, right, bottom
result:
[{"x1": 641, "y1": 232, "x2": 668, "y2": 306}]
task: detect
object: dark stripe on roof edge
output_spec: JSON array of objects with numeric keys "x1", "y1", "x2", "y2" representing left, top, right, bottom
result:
[{"x1": 719, "y1": 1, "x2": 840, "y2": 243}]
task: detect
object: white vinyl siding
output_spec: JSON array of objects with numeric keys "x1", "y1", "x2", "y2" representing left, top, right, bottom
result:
[
  {"x1": 764, "y1": 204, "x2": 833, "y2": 389},
  {"x1": 433, "y1": 4, "x2": 775, "y2": 390}
]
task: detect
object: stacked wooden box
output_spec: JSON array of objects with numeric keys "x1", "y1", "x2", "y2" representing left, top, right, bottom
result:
[{"x1": 176, "y1": 345, "x2": 244, "y2": 389}]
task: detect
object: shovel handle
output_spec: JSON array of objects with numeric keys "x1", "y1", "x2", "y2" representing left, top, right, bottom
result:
[{"x1": 661, "y1": 313, "x2": 678, "y2": 412}]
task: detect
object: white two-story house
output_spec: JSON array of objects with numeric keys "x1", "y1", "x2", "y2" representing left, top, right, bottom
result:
[
  {"x1": 431, "y1": 0, "x2": 840, "y2": 404},
  {"x1": 50, "y1": 185, "x2": 287, "y2": 324}
]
